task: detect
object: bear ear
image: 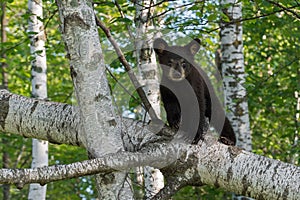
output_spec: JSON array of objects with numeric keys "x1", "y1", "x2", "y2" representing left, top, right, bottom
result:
[
  {"x1": 153, "y1": 38, "x2": 168, "y2": 54},
  {"x1": 186, "y1": 38, "x2": 201, "y2": 55}
]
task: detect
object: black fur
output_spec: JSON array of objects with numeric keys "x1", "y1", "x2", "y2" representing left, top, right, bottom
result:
[{"x1": 153, "y1": 38, "x2": 236, "y2": 145}]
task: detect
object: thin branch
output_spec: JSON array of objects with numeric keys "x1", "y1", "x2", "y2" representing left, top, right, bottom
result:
[
  {"x1": 150, "y1": 2, "x2": 195, "y2": 20},
  {"x1": 134, "y1": 0, "x2": 173, "y2": 11},
  {"x1": 266, "y1": 0, "x2": 300, "y2": 20},
  {"x1": 0, "y1": 142, "x2": 184, "y2": 189},
  {"x1": 105, "y1": 65, "x2": 143, "y2": 109},
  {"x1": 160, "y1": 2, "x2": 300, "y2": 33},
  {"x1": 95, "y1": 16, "x2": 159, "y2": 121},
  {"x1": 114, "y1": 0, "x2": 135, "y2": 39},
  {"x1": 44, "y1": 9, "x2": 58, "y2": 30}
]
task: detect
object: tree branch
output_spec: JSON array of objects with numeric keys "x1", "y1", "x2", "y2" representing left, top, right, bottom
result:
[
  {"x1": 0, "y1": 89, "x2": 82, "y2": 146},
  {"x1": 266, "y1": 0, "x2": 300, "y2": 19},
  {"x1": 165, "y1": 3, "x2": 300, "y2": 34},
  {"x1": 94, "y1": 15, "x2": 159, "y2": 121},
  {"x1": 0, "y1": 142, "x2": 184, "y2": 189},
  {"x1": 0, "y1": 90, "x2": 168, "y2": 150},
  {"x1": 1, "y1": 91, "x2": 299, "y2": 199},
  {"x1": 0, "y1": 139, "x2": 299, "y2": 200}
]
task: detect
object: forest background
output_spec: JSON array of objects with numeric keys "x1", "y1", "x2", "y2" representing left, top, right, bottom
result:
[{"x1": 0, "y1": 0, "x2": 299, "y2": 199}]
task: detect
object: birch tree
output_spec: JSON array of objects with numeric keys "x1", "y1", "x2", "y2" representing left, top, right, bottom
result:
[
  {"x1": 135, "y1": 0, "x2": 164, "y2": 198},
  {"x1": 56, "y1": 0, "x2": 132, "y2": 199},
  {"x1": 28, "y1": 0, "x2": 48, "y2": 198},
  {"x1": 220, "y1": 0, "x2": 251, "y2": 151},
  {"x1": 220, "y1": 1, "x2": 252, "y2": 199}
]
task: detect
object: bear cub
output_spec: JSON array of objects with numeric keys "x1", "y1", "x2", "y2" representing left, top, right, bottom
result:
[{"x1": 153, "y1": 38, "x2": 236, "y2": 145}]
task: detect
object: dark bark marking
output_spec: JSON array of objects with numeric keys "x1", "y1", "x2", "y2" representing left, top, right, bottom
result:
[
  {"x1": 282, "y1": 187, "x2": 289, "y2": 200},
  {"x1": 271, "y1": 163, "x2": 280, "y2": 181},
  {"x1": 75, "y1": 131, "x2": 80, "y2": 146},
  {"x1": 62, "y1": 103, "x2": 69, "y2": 111},
  {"x1": 70, "y1": 65, "x2": 77, "y2": 79},
  {"x1": 101, "y1": 173, "x2": 116, "y2": 185},
  {"x1": 227, "y1": 166, "x2": 233, "y2": 182},
  {"x1": 30, "y1": 100, "x2": 39, "y2": 115},
  {"x1": 232, "y1": 39, "x2": 242, "y2": 49},
  {"x1": 108, "y1": 119, "x2": 117, "y2": 127},
  {"x1": 228, "y1": 146, "x2": 242, "y2": 162},
  {"x1": 64, "y1": 13, "x2": 90, "y2": 32},
  {"x1": 241, "y1": 175, "x2": 249, "y2": 196},
  {"x1": 32, "y1": 66, "x2": 43, "y2": 73}
]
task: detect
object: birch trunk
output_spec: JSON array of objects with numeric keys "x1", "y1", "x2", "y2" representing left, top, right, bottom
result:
[
  {"x1": 220, "y1": 1, "x2": 252, "y2": 199},
  {"x1": 135, "y1": 0, "x2": 164, "y2": 198},
  {"x1": 293, "y1": 90, "x2": 299, "y2": 165},
  {"x1": 220, "y1": 0, "x2": 251, "y2": 152},
  {"x1": 56, "y1": 0, "x2": 133, "y2": 199},
  {"x1": 27, "y1": 0, "x2": 48, "y2": 199}
]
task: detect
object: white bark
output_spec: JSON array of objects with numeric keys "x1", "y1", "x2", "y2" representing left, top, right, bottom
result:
[
  {"x1": 56, "y1": 0, "x2": 132, "y2": 199},
  {"x1": 220, "y1": 0, "x2": 252, "y2": 151},
  {"x1": 28, "y1": 140, "x2": 48, "y2": 199},
  {"x1": 136, "y1": 1, "x2": 160, "y2": 117},
  {"x1": 28, "y1": 0, "x2": 48, "y2": 198},
  {"x1": 0, "y1": 90, "x2": 82, "y2": 145},
  {"x1": 220, "y1": 2, "x2": 252, "y2": 199},
  {"x1": 0, "y1": 138, "x2": 299, "y2": 200},
  {"x1": 0, "y1": 90, "x2": 161, "y2": 149},
  {"x1": 0, "y1": 90, "x2": 299, "y2": 199},
  {"x1": 293, "y1": 91, "x2": 299, "y2": 165},
  {"x1": 135, "y1": 0, "x2": 164, "y2": 198}
]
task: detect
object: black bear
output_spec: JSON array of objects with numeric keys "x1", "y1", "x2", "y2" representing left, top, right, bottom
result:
[{"x1": 153, "y1": 38, "x2": 236, "y2": 145}]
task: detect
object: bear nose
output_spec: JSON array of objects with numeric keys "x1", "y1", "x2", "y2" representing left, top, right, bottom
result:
[{"x1": 174, "y1": 62, "x2": 181, "y2": 71}]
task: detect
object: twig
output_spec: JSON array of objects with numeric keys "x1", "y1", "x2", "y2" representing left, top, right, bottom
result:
[
  {"x1": 189, "y1": 4, "x2": 300, "y2": 34},
  {"x1": 105, "y1": 65, "x2": 143, "y2": 109},
  {"x1": 266, "y1": 0, "x2": 300, "y2": 20},
  {"x1": 95, "y1": 15, "x2": 159, "y2": 121},
  {"x1": 114, "y1": 0, "x2": 135, "y2": 39}
]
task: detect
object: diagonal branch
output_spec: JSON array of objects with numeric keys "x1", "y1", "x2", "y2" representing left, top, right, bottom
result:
[
  {"x1": 0, "y1": 142, "x2": 184, "y2": 189},
  {"x1": 94, "y1": 16, "x2": 159, "y2": 121}
]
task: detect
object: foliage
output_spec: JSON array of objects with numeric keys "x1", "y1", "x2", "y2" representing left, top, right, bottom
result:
[
  {"x1": 243, "y1": 1, "x2": 300, "y2": 164},
  {"x1": 0, "y1": 0, "x2": 299, "y2": 199}
]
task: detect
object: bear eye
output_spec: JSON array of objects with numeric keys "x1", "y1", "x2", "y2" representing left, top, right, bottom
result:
[
  {"x1": 168, "y1": 59, "x2": 174, "y2": 66},
  {"x1": 181, "y1": 60, "x2": 187, "y2": 68}
]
